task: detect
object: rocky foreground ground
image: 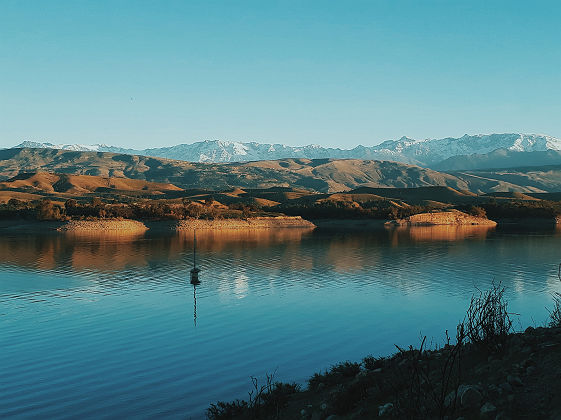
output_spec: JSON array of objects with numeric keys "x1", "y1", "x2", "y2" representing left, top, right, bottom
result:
[{"x1": 207, "y1": 326, "x2": 561, "y2": 420}]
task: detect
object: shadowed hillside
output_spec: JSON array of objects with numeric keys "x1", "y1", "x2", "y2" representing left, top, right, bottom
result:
[
  {"x1": 349, "y1": 186, "x2": 476, "y2": 205},
  {"x1": 452, "y1": 165, "x2": 561, "y2": 193},
  {"x1": 432, "y1": 149, "x2": 561, "y2": 171}
]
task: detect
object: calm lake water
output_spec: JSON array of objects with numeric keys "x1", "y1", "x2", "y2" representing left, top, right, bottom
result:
[{"x1": 2, "y1": 225, "x2": 561, "y2": 419}]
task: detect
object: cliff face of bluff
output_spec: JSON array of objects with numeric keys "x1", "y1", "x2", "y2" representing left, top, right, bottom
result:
[
  {"x1": 388, "y1": 210, "x2": 497, "y2": 226},
  {"x1": 174, "y1": 216, "x2": 316, "y2": 230},
  {"x1": 57, "y1": 219, "x2": 149, "y2": 233},
  {"x1": 56, "y1": 216, "x2": 315, "y2": 233}
]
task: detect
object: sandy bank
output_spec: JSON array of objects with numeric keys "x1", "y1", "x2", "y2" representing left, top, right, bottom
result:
[
  {"x1": 57, "y1": 219, "x2": 148, "y2": 233},
  {"x1": 388, "y1": 210, "x2": 497, "y2": 226},
  {"x1": 172, "y1": 216, "x2": 316, "y2": 231}
]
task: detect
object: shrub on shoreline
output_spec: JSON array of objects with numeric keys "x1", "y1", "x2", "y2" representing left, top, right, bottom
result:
[{"x1": 206, "y1": 283, "x2": 561, "y2": 419}]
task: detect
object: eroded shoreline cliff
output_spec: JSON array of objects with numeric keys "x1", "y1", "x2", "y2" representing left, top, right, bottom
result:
[
  {"x1": 52, "y1": 216, "x2": 316, "y2": 233},
  {"x1": 173, "y1": 216, "x2": 316, "y2": 230},
  {"x1": 57, "y1": 219, "x2": 149, "y2": 233},
  {"x1": 387, "y1": 210, "x2": 497, "y2": 227}
]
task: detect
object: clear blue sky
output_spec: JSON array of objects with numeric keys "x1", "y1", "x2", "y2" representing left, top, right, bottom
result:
[{"x1": 1, "y1": 0, "x2": 560, "y2": 149}]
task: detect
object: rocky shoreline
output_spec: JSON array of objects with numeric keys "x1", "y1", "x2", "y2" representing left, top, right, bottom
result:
[
  {"x1": 208, "y1": 326, "x2": 561, "y2": 420},
  {"x1": 207, "y1": 281, "x2": 561, "y2": 419},
  {"x1": 57, "y1": 219, "x2": 149, "y2": 233},
  {"x1": 20, "y1": 216, "x2": 317, "y2": 234},
  {"x1": 387, "y1": 210, "x2": 497, "y2": 227},
  {"x1": 173, "y1": 216, "x2": 316, "y2": 231}
]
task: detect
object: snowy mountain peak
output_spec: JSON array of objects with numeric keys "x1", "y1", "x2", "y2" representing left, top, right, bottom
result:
[{"x1": 11, "y1": 133, "x2": 561, "y2": 168}]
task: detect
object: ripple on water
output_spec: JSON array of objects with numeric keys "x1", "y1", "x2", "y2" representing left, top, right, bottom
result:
[{"x1": 1, "y1": 227, "x2": 561, "y2": 418}]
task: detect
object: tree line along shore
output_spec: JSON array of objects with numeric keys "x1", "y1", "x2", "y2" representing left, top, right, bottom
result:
[
  {"x1": 0, "y1": 196, "x2": 499, "y2": 233},
  {"x1": 2, "y1": 190, "x2": 561, "y2": 231}
]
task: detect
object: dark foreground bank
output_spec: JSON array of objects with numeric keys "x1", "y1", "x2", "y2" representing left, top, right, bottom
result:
[{"x1": 207, "y1": 286, "x2": 561, "y2": 420}]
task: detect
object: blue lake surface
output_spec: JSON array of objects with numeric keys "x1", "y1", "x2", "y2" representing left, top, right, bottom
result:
[{"x1": 1, "y1": 225, "x2": 561, "y2": 419}]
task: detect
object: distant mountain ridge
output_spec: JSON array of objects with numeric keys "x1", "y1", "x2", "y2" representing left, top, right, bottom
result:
[
  {"x1": 13, "y1": 133, "x2": 561, "y2": 168},
  {"x1": 5, "y1": 147, "x2": 561, "y2": 193}
]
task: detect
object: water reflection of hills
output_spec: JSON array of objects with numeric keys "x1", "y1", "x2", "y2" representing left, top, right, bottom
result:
[
  {"x1": 387, "y1": 225, "x2": 495, "y2": 244},
  {"x1": 175, "y1": 228, "x2": 315, "y2": 252},
  {"x1": 0, "y1": 229, "x2": 315, "y2": 271},
  {"x1": 3, "y1": 225, "x2": 561, "y2": 300},
  {"x1": 0, "y1": 225, "x2": 504, "y2": 273}
]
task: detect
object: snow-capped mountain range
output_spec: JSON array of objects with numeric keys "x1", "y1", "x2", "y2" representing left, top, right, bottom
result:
[{"x1": 12, "y1": 133, "x2": 561, "y2": 168}]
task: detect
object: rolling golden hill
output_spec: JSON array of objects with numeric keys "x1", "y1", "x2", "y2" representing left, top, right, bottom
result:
[
  {"x1": 3, "y1": 147, "x2": 561, "y2": 194},
  {"x1": 0, "y1": 148, "x2": 479, "y2": 193}
]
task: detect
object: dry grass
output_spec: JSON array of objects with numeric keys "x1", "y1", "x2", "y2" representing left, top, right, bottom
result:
[
  {"x1": 547, "y1": 293, "x2": 561, "y2": 327},
  {"x1": 207, "y1": 372, "x2": 300, "y2": 420},
  {"x1": 462, "y1": 281, "x2": 513, "y2": 354},
  {"x1": 0, "y1": 172, "x2": 182, "y2": 195}
]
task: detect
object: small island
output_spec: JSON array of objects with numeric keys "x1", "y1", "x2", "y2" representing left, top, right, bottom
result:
[
  {"x1": 57, "y1": 219, "x2": 150, "y2": 233},
  {"x1": 386, "y1": 209, "x2": 497, "y2": 227},
  {"x1": 53, "y1": 216, "x2": 315, "y2": 233}
]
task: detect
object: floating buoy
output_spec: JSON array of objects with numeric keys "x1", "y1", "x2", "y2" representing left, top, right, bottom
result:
[{"x1": 190, "y1": 230, "x2": 200, "y2": 285}]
